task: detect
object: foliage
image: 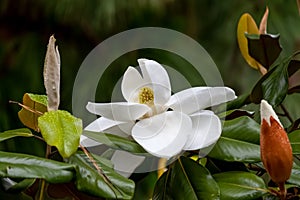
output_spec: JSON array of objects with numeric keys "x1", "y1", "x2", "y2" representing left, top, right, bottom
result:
[{"x1": 1, "y1": 1, "x2": 300, "y2": 200}]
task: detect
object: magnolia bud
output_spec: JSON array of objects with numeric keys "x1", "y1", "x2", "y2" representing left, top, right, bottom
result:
[{"x1": 260, "y1": 100, "x2": 293, "y2": 197}]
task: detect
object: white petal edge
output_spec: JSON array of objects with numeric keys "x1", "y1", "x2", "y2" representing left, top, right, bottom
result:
[
  {"x1": 86, "y1": 102, "x2": 150, "y2": 122},
  {"x1": 260, "y1": 99, "x2": 282, "y2": 126},
  {"x1": 183, "y1": 110, "x2": 222, "y2": 150},
  {"x1": 138, "y1": 59, "x2": 171, "y2": 105},
  {"x1": 80, "y1": 135, "x2": 100, "y2": 147},
  {"x1": 132, "y1": 111, "x2": 192, "y2": 158},
  {"x1": 111, "y1": 150, "x2": 145, "y2": 178},
  {"x1": 85, "y1": 117, "x2": 124, "y2": 132},
  {"x1": 81, "y1": 117, "x2": 134, "y2": 147},
  {"x1": 121, "y1": 66, "x2": 147, "y2": 102},
  {"x1": 166, "y1": 87, "x2": 236, "y2": 115}
]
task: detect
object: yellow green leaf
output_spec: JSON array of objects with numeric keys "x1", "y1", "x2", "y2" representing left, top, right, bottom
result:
[
  {"x1": 18, "y1": 93, "x2": 48, "y2": 132},
  {"x1": 237, "y1": 13, "x2": 261, "y2": 69},
  {"x1": 38, "y1": 110, "x2": 82, "y2": 158}
]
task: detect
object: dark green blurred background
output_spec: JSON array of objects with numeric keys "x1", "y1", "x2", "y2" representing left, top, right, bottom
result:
[{"x1": 1, "y1": 0, "x2": 300, "y2": 131}]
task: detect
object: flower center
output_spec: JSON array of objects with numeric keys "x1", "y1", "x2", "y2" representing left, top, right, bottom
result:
[{"x1": 138, "y1": 87, "x2": 154, "y2": 105}]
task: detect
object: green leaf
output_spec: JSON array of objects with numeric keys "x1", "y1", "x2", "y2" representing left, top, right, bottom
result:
[
  {"x1": 0, "y1": 187, "x2": 32, "y2": 200},
  {"x1": 250, "y1": 59, "x2": 289, "y2": 106},
  {"x1": 288, "y1": 60, "x2": 300, "y2": 94},
  {"x1": 213, "y1": 171, "x2": 268, "y2": 200},
  {"x1": 0, "y1": 151, "x2": 74, "y2": 183},
  {"x1": 83, "y1": 131, "x2": 146, "y2": 154},
  {"x1": 247, "y1": 34, "x2": 282, "y2": 69},
  {"x1": 288, "y1": 163, "x2": 300, "y2": 186},
  {"x1": 1, "y1": 178, "x2": 35, "y2": 192},
  {"x1": 38, "y1": 110, "x2": 82, "y2": 158},
  {"x1": 208, "y1": 116, "x2": 261, "y2": 162},
  {"x1": 288, "y1": 130, "x2": 300, "y2": 154},
  {"x1": 18, "y1": 93, "x2": 48, "y2": 132},
  {"x1": 153, "y1": 157, "x2": 220, "y2": 200},
  {"x1": 0, "y1": 128, "x2": 33, "y2": 142},
  {"x1": 215, "y1": 93, "x2": 251, "y2": 113},
  {"x1": 133, "y1": 172, "x2": 157, "y2": 200},
  {"x1": 67, "y1": 151, "x2": 135, "y2": 200}
]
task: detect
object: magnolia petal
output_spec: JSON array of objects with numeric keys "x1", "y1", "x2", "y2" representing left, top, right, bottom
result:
[
  {"x1": 183, "y1": 110, "x2": 222, "y2": 150},
  {"x1": 138, "y1": 59, "x2": 171, "y2": 105},
  {"x1": 86, "y1": 102, "x2": 150, "y2": 122},
  {"x1": 111, "y1": 150, "x2": 145, "y2": 178},
  {"x1": 85, "y1": 117, "x2": 123, "y2": 132},
  {"x1": 260, "y1": 99, "x2": 282, "y2": 126},
  {"x1": 166, "y1": 87, "x2": 236, "y2": 115},
  {"x1": 80, "y1": 135, "x2": 100, "y2": 147},
  {"x1": 132, "y1": 111, "x2": 192, "y2": 158},
  {"x1": 121, "y1": 66, "x2": 147, "y2": 102},
  {"x1": 81, "y1": 117, "x2": 133, "y2": 147},
  {"x1": 85, "y1": 117, "x2": 133, "y2": 135},
  {"x1": 237, "y1": 13, "x2": 261, "y2": 69}
]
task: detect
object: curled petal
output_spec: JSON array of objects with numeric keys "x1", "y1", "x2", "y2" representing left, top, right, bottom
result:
[
  {"x1": 121, "y1": 66, "x2": 147, "y2": 102},
  {"x1": 111, "y1": 150, "x2": 145, "y2": 178},
  {"x1": 166, "y1": 87, "x2": 236, "y2": 115},
  {"x1": 132, "y1": 111, "x2": 192, "y2": 158},
  {"x1": 259, "y1": 7, "x2": 269, "y2": 34},
  {"x1": 184, "y1": 110, "x2": 222, "y2": 150},
  {"x1": 86, "y1": 102, "x2": 150, "y2": 122},
  {"x1": 138, "y1": 59, "x2": 171, "y2": 105},
  {"x1": 85, "y1": 117, "x2": 124, "y2": 132}
]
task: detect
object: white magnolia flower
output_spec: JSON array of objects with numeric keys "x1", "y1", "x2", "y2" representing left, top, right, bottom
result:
[{"x1": 83, "y1": 59, "x2": 236, "y2": 158}]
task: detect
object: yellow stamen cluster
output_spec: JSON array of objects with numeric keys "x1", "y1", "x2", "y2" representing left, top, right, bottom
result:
[{"x1": 138, "y1": 87, "x2": 154, "y2": 105}]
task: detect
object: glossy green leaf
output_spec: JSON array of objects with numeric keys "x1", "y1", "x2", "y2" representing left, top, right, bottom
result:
[
  {"x1": 0, "y1": 151, "x2": 74, "y2": 183},
  {"x1": 1, "y1": 178, "x2": 35, "y2": 192},
  {"x1": 83, "y1": 131, "x2": 146, "y2": 154},
  {"x1": 153, "y1": 157, "x2": 220, "y2": 200},
  {"x1": 208, "y1": 116, "x2": 261, "y2": 162},
  {"x1": 288, "y1": 60, "x2": 300, "y2": 94},
  {"x1": 38, "y1": 110, "x2": 82, "y2": 158},
  {"x1": 68, "y1": 151, "x2": 135, "y2": 200},
  {"x1": 247, "y1": 34, "x2": 282, "y2": 69},
  {"x1": 288, "y1": 163, "x2": 300, "y2": 186},
  {"x1": 250, "y1": 59, "x2": 289, "y2": 106},
  {"x1": 288, "y1": 130, "x2": 300, "y2": 154},
  {"x1": 133, "y1": 172, "x2": 157, "y2": 200},
  {"x1": 213, "y1": 171, "x2": 268, "y2": 200},
  {"x1": 18, "y1": 93, "x2": 48, "y2": 132},
  {"x1": 215, "y1": 93, "x2": 251, "y2": 114},
  {"x1": 0, "y1": 187, "x2": 32, "y2": 200},
  {"x1": 0, "y1": 128, "x2": 33, "y2": 142}
]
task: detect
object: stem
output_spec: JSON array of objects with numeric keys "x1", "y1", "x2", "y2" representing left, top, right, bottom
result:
[
  {"x1": 38, "y1": 180, "x2": 46, "y2": 200},
  {"x1": 38, "y1": 145, "x2": 51, "y2": 200},
  {"x1": 280, "y1": 104, "x2": 293, "y2": 124},
  {"x1": 278, "y1": 182, "x2": 286, "y2": 200}
]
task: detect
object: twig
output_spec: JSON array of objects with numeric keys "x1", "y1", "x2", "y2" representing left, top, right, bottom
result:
[
  {"x1": 9, "y1": 100, "x2": 44, "y2": 115},
  {"x1": 79, "y1": 144, "x2": 102, "y2": 174}
]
